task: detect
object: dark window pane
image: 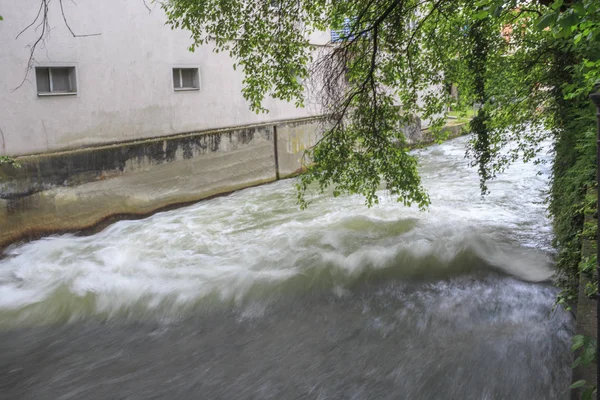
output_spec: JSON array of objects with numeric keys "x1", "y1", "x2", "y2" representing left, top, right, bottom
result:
[
  {"x1": 173, "y1": 68, "x2": 198, "y2": 90},
  {"x1": 36, "y1": 68, "x2": 50, "y2": 93},
  {"x1": 173, "y1": 69, "x2": 181, "y2": 88},
  {"x1": 180, "y1": 69, "x2": 196, "y2": 88},
  {"x1": 51, "y1": 68, "x2": 72, "y2": 92}
]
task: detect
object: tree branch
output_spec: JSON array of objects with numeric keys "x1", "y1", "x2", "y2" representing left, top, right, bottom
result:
[
  {"x1": 12, "y1": 0, "x2": 102, "y2": 92},
  {"x1": 59, "y1": 0, "x2": 101, "y2": 37}
]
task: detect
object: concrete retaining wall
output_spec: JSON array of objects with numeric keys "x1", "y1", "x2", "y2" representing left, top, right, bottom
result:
[
  {"x1": 0, "y1": 117, "x2": 468, "y2": 251},
  {"x1": 0, "y1": 117, "x2": 323, "y2": 250},
  {"x1": 276, "y1": 119, "x2": 324, "y2": 178}
]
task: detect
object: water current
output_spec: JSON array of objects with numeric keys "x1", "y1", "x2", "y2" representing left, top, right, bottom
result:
[{"x1": 0, "y1": 136, "x2": 573, "y2": 399}]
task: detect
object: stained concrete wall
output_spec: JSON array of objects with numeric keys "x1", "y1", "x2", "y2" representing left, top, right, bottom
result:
[
  {"x1": 0, "y1": 119, "x2": 304, "y2": 250},
  {"x1": 276, "y1": 119, "x2": 324, "y2": 178},
  {"x1": 0, "y1": 116, "x2": 467, "y2": 251}
]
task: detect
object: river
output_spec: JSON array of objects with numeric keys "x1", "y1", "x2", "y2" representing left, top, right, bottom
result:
[{"x1": 0, "y1": 135, "x2": 573, "y2": 399}]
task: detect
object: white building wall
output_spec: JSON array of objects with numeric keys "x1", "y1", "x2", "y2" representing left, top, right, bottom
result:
[{"x1": 0, "y1": 0, "x2": 326, "y2": 156}]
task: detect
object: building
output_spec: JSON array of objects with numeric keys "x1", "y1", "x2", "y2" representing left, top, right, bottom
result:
[
  {"x1": 0, "y1": 1, "x2": 448, "y2": 250},
  {"x1": 0, "y1": 0, "x2": 330, "y2": 249},
  {"x1": 0, "y1": 0, "x2": 332, "y2": 156}
]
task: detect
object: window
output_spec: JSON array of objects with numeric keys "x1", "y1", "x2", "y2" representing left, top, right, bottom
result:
[
  {"x1": 331, "y1": 18, "x2": 354, "y2": 43},
  {"x1": 36, "y1": 66, "x2": 77, "y2": 96},
  {"x1": 172, "y1": 68, "x2": 199, "y2": 91}
]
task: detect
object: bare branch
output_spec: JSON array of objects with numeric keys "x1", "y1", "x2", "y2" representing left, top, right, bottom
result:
[
  {"x1": 15, "y1": 0, "x2": 45, "y2": 40},
  {"x1": 12, "y1": 0, "x2": 102, "y2": 92},
  {"x1": 142, "y1": 0, "x2": 152, "y2": 13},
  {"x1": 12, "y1": 0, "x2": 50, "y2": 92},
  {"x1": 59, "y1": 0, "x2": 101, "y2": 37}
]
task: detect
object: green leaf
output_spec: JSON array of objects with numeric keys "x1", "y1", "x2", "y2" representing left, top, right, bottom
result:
[
  {"x1": 573, "y1": 2, "x2": 585, "y2": 15},
  {"x1": 572, "y1": 335, "x2": 585, "y2": 351},
  {"x1": 0, "y1": 15, "x2": 3, "y2": 21},
  {"x1": 558, "y1": 13, "x2": 579, "y2": 30},
  {"x1": 570, "y1": 380, "x2": 587, "y2": 389},
  {"x1": 536, "y1": 13, "x2": 557, "y2": 31},
  {"x1": 581, "y1": 386, "x2": 596, "y2": 400},
  {"x1": 581, "y1": 387, "x2": 596, "y2": 400},
  {"x1": 552, "y1": 0, "x2": 564, "y2": 10},
  {"x1": 581, "y1": 347, "x2": 596, "y2": 365},
  {"x1": 473, "y1": 10, "x2": 489, "y2": 20}
]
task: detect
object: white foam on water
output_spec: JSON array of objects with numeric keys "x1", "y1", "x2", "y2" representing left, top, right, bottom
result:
[{"x1": 0, "y1": 136, "x2": 555, "y2": 325}]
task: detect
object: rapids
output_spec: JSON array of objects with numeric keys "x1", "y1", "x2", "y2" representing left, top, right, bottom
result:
[{"x1": 0, "y1": 135, "x2": 573, "y2": 399}]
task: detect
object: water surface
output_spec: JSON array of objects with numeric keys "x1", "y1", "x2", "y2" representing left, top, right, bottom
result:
[{"x1": 0, "y1": 136, "x2": 572, "y2": 399}]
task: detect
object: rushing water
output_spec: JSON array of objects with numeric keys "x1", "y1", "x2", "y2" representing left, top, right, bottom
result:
[{"x1": 0, "y1": 136, "x2": 573, "y2": 399}]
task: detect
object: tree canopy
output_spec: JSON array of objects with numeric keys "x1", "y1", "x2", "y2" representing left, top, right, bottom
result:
[{"x1": 161, "y1": 0, "x2": 600, "y2": 208}]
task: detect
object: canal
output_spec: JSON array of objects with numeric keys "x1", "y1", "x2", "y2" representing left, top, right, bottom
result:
[{"x1": 0, "y1": 136, "x2": 573, "y2": 399}]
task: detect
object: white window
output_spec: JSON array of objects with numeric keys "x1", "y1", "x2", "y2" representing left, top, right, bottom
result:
[
  {"x1": 172, "y1": 68, "x2": 199, "y2": 91},
  {"x1": 36, "y1": 66, "x2": 77, "y2": 96}
]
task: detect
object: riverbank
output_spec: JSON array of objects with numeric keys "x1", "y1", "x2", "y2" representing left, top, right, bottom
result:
[
  {"x1": 0, "y1": 118, "x2": 467, "y2": 252},
  {"x1": 572, "y1": 188, "x2": 598, "y2": 398}
]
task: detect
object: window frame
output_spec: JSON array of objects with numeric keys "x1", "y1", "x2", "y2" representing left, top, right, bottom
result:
[
  {"x1": 35, "y1": 64, "x2": 78, "y2": 97},
  {"x1": 172, "y1": 66, "x2": 200, "y2": 92}
]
